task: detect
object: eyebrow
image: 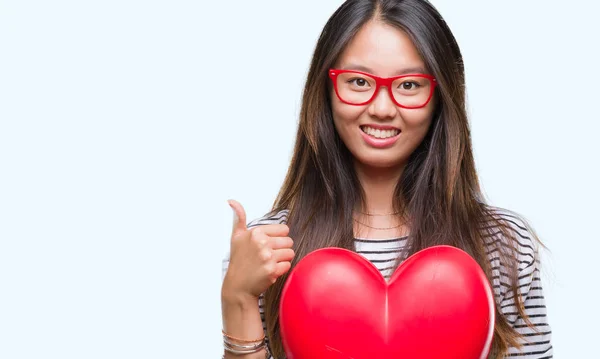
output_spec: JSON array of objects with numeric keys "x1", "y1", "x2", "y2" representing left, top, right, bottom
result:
[{"x1": 340, "y1": 64, "x2": 429, "y2": 75}]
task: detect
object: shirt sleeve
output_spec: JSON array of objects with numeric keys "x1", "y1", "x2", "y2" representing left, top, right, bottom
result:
[{"x1": 499, "y1": 220, "x2": 553, "y2": 358}]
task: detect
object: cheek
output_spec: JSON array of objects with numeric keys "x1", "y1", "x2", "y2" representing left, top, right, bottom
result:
[
  {"x1": 401, "y1": 110, "x2": 433, "y2": 131},
  {"x1": 331, "y1": 97, "x2": 364, "y2": 131},
  {"x1": 399, "y1": 101, "x2": 436, "y2": 132}
]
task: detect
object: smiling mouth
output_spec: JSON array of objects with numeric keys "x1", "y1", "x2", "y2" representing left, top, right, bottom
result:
[{"x1": 360, "y1": 125, "x2": 401, "y2": 139}]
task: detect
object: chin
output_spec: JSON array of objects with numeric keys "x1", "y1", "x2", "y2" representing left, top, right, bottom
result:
[{"x1": 355, "y1": 154, "x2": 405, "y2": 170}]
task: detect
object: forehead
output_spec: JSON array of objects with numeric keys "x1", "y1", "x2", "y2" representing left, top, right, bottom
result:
[{"x1": 335, "y1": 20, "x2": 426, "y2": 76}]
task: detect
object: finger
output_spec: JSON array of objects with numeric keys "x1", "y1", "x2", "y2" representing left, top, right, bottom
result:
[
  {"x1": 274, "y1": 261, "x2": 292, "y2": 277},
  {"x1": 273, "y1": 248, "x2": 295, "y2": 263},
  {"x1": 227, "y1": 199, "x2": 248, "y2": 235},
  {"x1": 257, "y1": 224, "x2": 289, "y2": 237},
  {"x1": 269, "y1": 236, "x2": 294, "y2": 250}
]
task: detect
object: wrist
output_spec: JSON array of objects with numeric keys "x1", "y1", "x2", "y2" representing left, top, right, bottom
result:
[{"x1": 221, "y1": 286, "x2": 259, "y2": 308}]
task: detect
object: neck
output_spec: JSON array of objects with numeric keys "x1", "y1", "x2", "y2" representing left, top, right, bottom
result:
[{"x1": 353, "y1": 160, "x2": 405, "y2": 214}]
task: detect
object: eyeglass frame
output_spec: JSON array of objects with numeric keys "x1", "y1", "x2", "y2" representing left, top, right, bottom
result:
[{"x1": 328, "y1": 68, "x2": 438, "y2": 109}]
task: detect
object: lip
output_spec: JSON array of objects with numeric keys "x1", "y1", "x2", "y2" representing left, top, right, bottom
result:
[
  {"x1": 359, "y1": 126, "x2": 401, "y2": 149},
  {"x1": 360, "y1": 124, "x2": 400, "y2": 131}
]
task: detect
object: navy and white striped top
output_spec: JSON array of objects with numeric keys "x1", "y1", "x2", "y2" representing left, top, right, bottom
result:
[{"x1": 221, "y1": 206, "x2": 553, "y2": 358}]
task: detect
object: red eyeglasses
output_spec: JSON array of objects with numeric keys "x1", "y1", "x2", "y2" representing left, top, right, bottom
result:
[{"x1": 329, "y1": 69, "x2": 437, "y2": 109}]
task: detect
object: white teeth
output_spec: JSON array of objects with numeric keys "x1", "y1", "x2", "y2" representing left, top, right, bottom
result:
[{"x1": 362, "y1": 126, "x2": 400, "y2": 139}]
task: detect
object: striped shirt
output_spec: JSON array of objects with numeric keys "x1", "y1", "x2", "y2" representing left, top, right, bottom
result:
[{"x1": 221, "y1": 207, "x2": 553, "y2": 358}]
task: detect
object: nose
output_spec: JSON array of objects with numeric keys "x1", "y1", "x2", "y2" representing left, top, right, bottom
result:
[{"x1": 367, "y1": 86, "x2": 396, "y2": 120}]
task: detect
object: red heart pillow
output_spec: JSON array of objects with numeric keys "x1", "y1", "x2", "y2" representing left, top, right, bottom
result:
[{"x1": 279, "y1": 245, "x2": 494, "y2": 359}]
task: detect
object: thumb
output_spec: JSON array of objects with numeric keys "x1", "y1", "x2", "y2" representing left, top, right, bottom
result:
[{"x1": 227, "y1": 199, "x2": 248, "y2": 234}]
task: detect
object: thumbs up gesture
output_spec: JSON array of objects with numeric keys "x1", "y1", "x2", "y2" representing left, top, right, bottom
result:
[{"x1": 222, "y1": 200, "x2": 295, "y2": 300}]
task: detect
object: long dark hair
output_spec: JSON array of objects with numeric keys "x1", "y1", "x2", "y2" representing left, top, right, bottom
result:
[{"x1": 263, "y1": 1, "x2": 540, "y2": 357}]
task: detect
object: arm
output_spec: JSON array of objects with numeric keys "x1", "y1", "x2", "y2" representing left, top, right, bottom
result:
[
  {"x1": 487, "y1": 208, "x2": 554, "y2": 358},
  {"x1": 501, "y1": 242, "x2": 553, "y2": 358},
  {"x1": 221, "y1": 255, "x2": 269, "y2": 359},
  {"x1": 219, "y1": 203, "x2": 291, "y2": 359}
]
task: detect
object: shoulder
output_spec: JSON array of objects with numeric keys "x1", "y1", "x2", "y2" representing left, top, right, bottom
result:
[
  {"x1": 480, "y1": 205, "x2": 544, "y2": 302},
  {"x1": 247, "y1": 208, "x2": 290, "y2": 228},
  {"x1": 481, "y1": 204, "x2": 540, "y2": 266}
]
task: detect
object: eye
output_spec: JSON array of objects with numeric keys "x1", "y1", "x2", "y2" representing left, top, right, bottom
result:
[
  {"x1": 348, "y1": 77, "x2": 370, "y2": 87},
  {"x1": 399, "y1": 81, "x2": 420, "y2": 90}
]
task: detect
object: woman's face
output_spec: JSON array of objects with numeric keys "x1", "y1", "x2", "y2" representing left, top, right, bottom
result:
[{"x1": 331, "y1": 20, "x2": 437, "y2": 170}]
